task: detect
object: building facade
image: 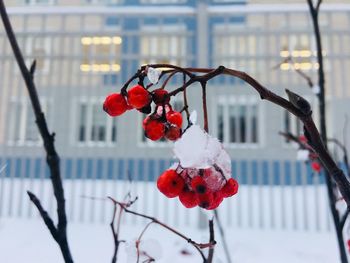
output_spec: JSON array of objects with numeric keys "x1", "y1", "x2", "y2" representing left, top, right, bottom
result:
[{"x1": 0, "y1": 0, "x2": 350, "y2": 230}]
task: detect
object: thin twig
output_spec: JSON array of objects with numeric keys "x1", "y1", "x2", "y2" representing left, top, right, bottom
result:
[
  {"x1": 206, "y1": 219, "x2": 215, "y2": 263},
  {"x1": 136, "y1": 222, "x2": 154, "y2": 263},
  {"x1": 213, "y1": 210, "x2": 232, "y2": 263},
  {"x1": 108, "y1": 197, "x2": 211, "y2": 262}
]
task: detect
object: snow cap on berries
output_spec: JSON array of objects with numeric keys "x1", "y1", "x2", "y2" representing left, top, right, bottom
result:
[{"x1": 173, "y1": 124, "x2": 231, "y2": 180}]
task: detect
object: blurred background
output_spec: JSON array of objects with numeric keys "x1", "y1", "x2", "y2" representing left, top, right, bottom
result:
[{"x1": 0, "y1": 0, "x2": 349, "y2": 262}]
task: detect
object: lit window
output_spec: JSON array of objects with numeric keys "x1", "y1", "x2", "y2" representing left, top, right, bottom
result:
[
  {"x1": 7, "y1": 98, "x2": 51, "y2": 146},
  {"x1": 140, "y1": 25, "x2": 187, "y2": 67},
  {"x1": 77, "y1": 99, "x2": 117, "y2": 145},
  {"x1": 80, "y1": 36, "x2": 122, "y2": 73},
  {"x1": 279, "y1": 34, "x2": 326, "y2": 71},
  {"x1": 216, "y1": 97, "x2": 259, "y2": 146}
]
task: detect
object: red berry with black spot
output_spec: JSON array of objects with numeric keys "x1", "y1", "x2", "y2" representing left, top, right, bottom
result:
[
  {"x1": 165, "y1": 125, "x2": 181, "y2": 141},
  {"x1": 221, "y1": 178, "x2": 239, "y2": 198},
  {"x1": 311, "y1": 161, "x2": 321, "y2": 173},
  {"x1": 191, "y1": 176, "x2": 208, "y2": 195},
  {"x1": 103, "y1": 93, "x2": 128, "y2": 117},
  {"x1": 179, "y1": 188, "x2": 199, "y2": 208},
  {"x1": 157, "y1": 169, "x2": 185, "y2": 198},
  {"x1": 127, "y1": 85, "x2": 151, "y2": 109},
  {"x1": 152, "y1": 89, "x2": 170, "y2": 105},
  {"x1": 198, "y1": 192, "x2": 214, "y2": 209},
  {"x1": 166, "y1": 110, "x2": 183, "y2": 128},
  {"x1": 144, "y1": 118, "x2": 165, "y2": 141}
]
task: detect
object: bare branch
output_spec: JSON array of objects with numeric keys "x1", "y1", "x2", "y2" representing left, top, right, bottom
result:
[
  {"x1": 213, "y1": 211, "x2": 232, "y2": 263},
  {"x1": 108, "y1": 197, "x2": 212, "y2": 262},
  {"x1": 206, "y1": 220, "x2": 215, "y2": 263},
  {"x1": 27, "y1": 191, "x2": 58, "y2": 242},
  {"x1": 0, "y1": 1, "x2": 72, "y2": 262}
]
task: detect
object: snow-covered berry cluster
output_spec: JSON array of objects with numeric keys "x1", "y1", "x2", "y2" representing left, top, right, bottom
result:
[
  {"x1": 156, "y1": 123, "x2": 239, "y2": 210},
  {"x1": 157, "y1": 167, "x2": 238, "y2": 210},
  {"x1": 103, "y1": 84, "x2": 183, "y2": 141},
  {"x1": 103, "y1": 67, "x2": 239, "y2": 210}
]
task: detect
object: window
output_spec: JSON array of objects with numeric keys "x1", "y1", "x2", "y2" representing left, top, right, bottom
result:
[
  {"x1": 279, "y1": 34, "x2": 328, "y2": 71},
  {"x1": 140, "y1": 25, "x2": 187, "y2": 66},
  {"x1": 77, "y1": 99, "x2": 117, "y2": 145},
  {"x1": 213, "y1": 25, "x2": 257, "y2": 75},
  {"x1": 140, "y1": 100, "x2": 184, "y2": 146},
  {"x1": 216, "y1": 96, "x2": 259, "y2": 146},
  {"x1": 25, "y1": 37, "x2": 52, "y2": 73},
  {"x1": 80, "y1": 36, "x2": 122, "y2": 73},
  {"x1": 7, "y1": 98, "x2": 51, "y2": 146}
]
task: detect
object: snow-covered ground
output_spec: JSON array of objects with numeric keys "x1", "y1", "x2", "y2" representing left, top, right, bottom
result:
[
  {"x1": 0, "y1": 217, "x2": 340, "y2": 263},
  {"x1": 0, "y1": 178, "x2": 344, "y2": 262}
]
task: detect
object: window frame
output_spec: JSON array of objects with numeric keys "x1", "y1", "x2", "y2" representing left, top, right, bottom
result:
[
  {"x1": 139, "y1": 24, "x2": 188, "y2": 67},
  {"x1": 213, "y1": 95, "x2": 262, "y2": 149},
  {"x1": 73, "y1": 97, "x2": 118, "y2": 147},
  {"x1": 7, "y1": 97, "x2": 52, "y2": 147}
]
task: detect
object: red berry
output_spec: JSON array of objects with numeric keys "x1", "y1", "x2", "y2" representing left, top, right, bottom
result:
[
  {"x1": 347, "y1": 240, "x2": 350, "y2": 252},
  {"x1": 166, "y1": 110, "x2": 183, "y2": 128},
  {"x1": 299, "y1": 135, "x2": 307, "y2": 143},
  {"x1": 144, "y1": 118, "x2": 165, "y2": 141},
  {"x1": 179, "y1": 188, "x2": 199, "y2": 208},
  {"x1": 221, "y1": 178, "x2": 239, "y2": 198},
  {"x1": 103, "y1": 93, "x2": 128, "y2": 117},
  {"x1": 157, "y1": 170, "x2": 185, "y2": 198},
  {"x1": 207, "y1": 191, "x2": 224, "y2": 210},
  {"x1": 152, "y1": 89, "x2": 170, "y2": 105},
  {"x1": 311, "y1": 162, "x2": 321, "y2": 173},
  {"x1": 198, "y1": 192, "x2": 214, "y2": 209},
  {"x1": 191, "y1": 176, "x2": 208, "y2": 194},
  {"x1": 165, "y1": 125, "x2": 181, "y2": 141},
  {"x1": 127, "y1": 85, "x2": 151, "y2": 109}
]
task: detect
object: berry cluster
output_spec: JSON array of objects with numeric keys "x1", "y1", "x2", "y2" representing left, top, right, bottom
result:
[
  {"x1": 103, "y1": 85, "x2": 183, "y2": 141},
  {"x1": 157, "y1": 167, "x2": 238, "y2": 210}
]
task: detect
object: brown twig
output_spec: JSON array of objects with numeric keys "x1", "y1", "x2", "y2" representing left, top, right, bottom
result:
[
  {"x1": 136, "y1": 222, "x2": 154, "y2": 263},
  {"x1": 108, "y1": 197, "x2": 213, "y2": 262},
  {"x1": 0, "y1": 1, "x2": 73, "y2": 262},
  {"x1": 213, "y1": 210, "x2": 232, "y2": 263},
  {"x1": 206, "y1": 219, "x2": 215, "y2": 263}
]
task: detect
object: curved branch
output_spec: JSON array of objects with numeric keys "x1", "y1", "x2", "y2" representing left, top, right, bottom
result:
[{"x1": 140, "y1": 64, "x2": 350, "y2": 209}]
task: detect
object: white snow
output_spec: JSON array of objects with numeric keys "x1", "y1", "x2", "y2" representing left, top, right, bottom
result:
[
  {"x1": 0, "y1": 217, "x2": 340, "y2": 263},
  {"x1": 0, "y1": 177, "x2": 344, "y2": 262},
  {"x1": 173, "y1": 125, "x2": 231, "y2": 180},
  {"x1": 147, "y1": 67, "x2": 161, "y2": 84}
]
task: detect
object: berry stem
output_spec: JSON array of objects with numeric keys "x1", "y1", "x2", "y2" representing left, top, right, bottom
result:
[{"x1": 201, "y1": 81, "x2": 209, "y2": 133}]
